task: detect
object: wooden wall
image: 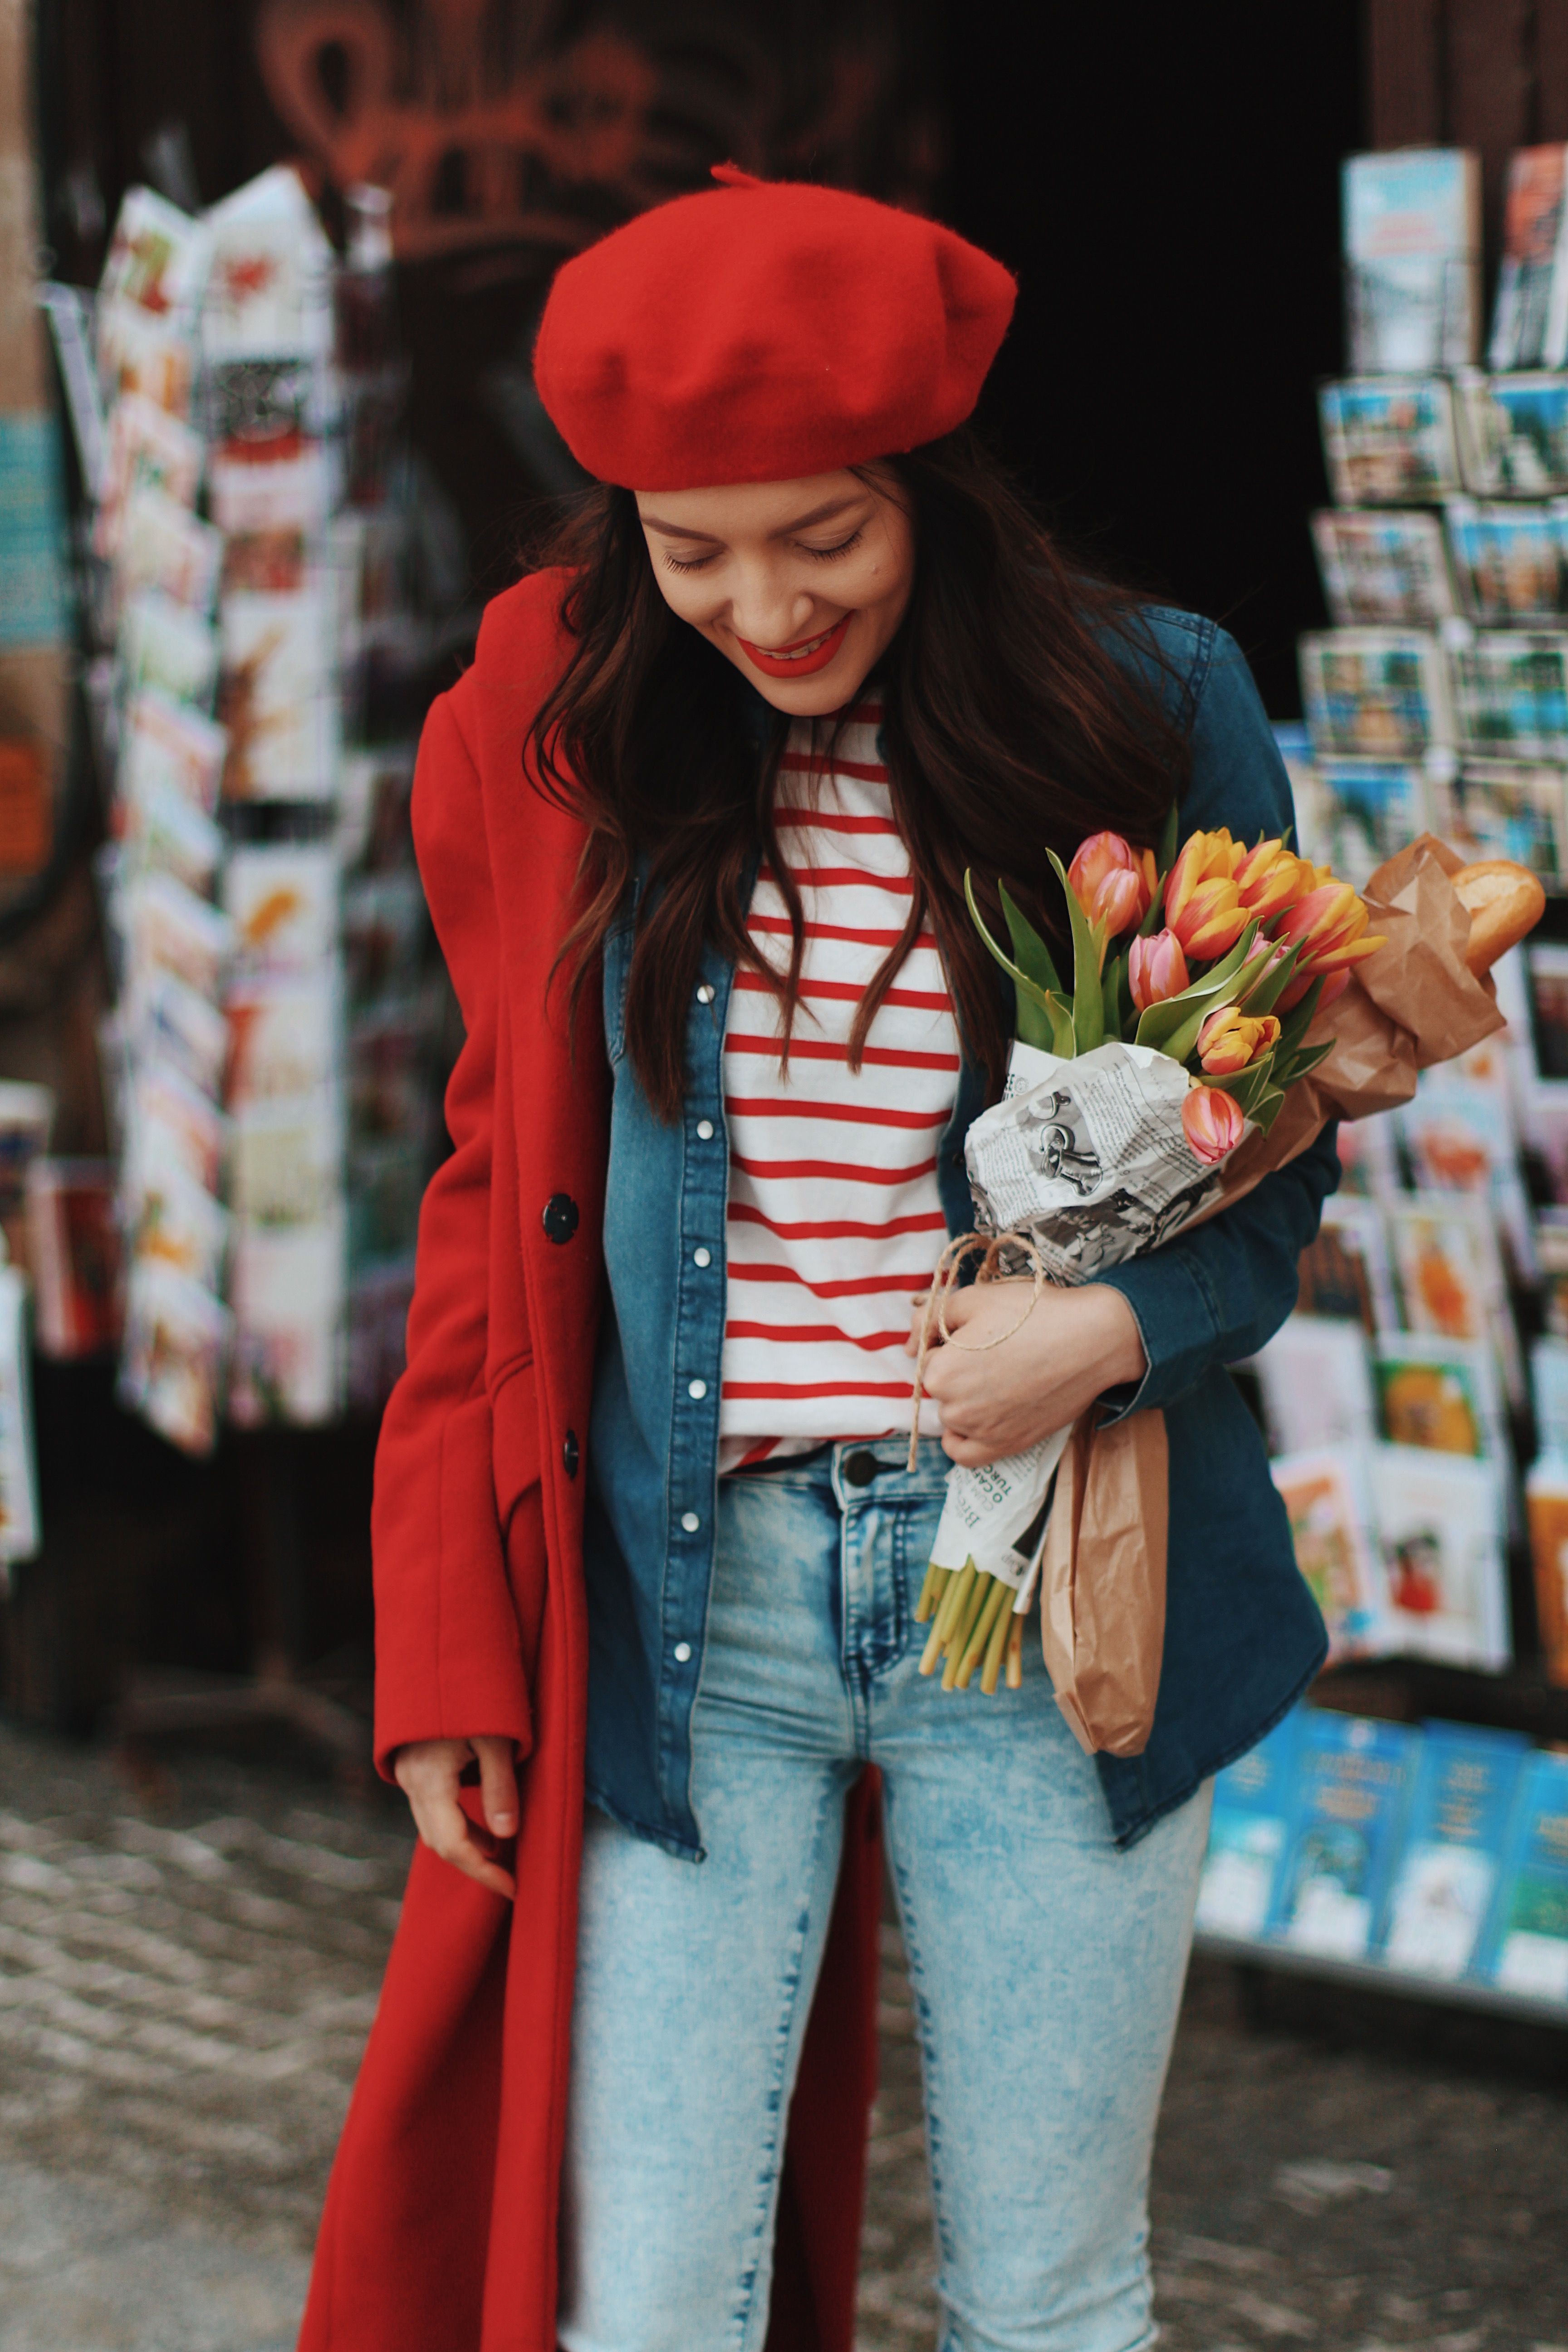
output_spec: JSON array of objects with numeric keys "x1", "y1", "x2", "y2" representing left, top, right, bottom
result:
[{"x1": 1368, "y1": 0, "x2": 1568, "y2": 250}]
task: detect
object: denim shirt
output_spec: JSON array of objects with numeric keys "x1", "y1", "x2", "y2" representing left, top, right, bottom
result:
[{"x1": 583, "y1": 608, "x2": 1334, "y2": 1857}]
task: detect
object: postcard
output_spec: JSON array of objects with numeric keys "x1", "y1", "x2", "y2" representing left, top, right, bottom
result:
[
  {"x1": 1269, "y1": 1712, "x2": 1420, "y2": 1959},
  {"x1": 1475, "y1": 1750, "x2": 1568, "y2": 1998},
  {"x1": 1195, "y1": 1710, "x2": 1304, "y2": 1941},
  {"x1": 1269, "y1": 1446, "x2": 1386, "y2": 1662},
  {"x1": 1343, "y1": 150, "x2": 1480, "y2": 373},
  {"x1": 229, "y1": 1219, "x2": 346, "y2": 1426},
  {"x1": 1300, "y1": 630, "x2": 1452, "y2": 760},
  {"x1": 123, "y1": 1150, "x2": 230, "y2": 1294},
  {"x1": 1298, "y1": 1195, "x2": 1400, "y2": 1331},
  {"x1": 203, "y1": 354, "x2": 319, "y2": 460},
  {"x1": 226, "y1": 972, "x2": 341, "y2": 1108},
  {"x1": 125, "y1": 1063, "x2": 227, "y2": 1198},
  {"x1": 118, "y1": 1258, "x2": 230, "y2": 1457},
  {"x1": 1250, "y1": 1316, "x2": 1378, "y2": 1455},
  {"x1": 1380, "y1": 1725, "x2": 1528, "y2": 1978},
  {"x1": 1525, "y1": 941, "x2": 1568, "y2": 1080},
  {"x1": 1455, "y1": 370, "x2": 1568, "y2": 495},
  {"x1": 1331, "y1": 1116, "x2": 1403, "y2": 1207},
  {"x1": 118, "y1": 688, "x2": 229, "y2": 819},
  {"x1": 209, "y1": 446, "x2": 332, "y2": 538},
  {"x1": 120, "y1": 590, "x2": 220, "y2": 711},
  {"x1": 337, "y1": 745, "x2": 417, "y2": 871},
  {"x1": 1373, "y1": 1332, "x2": 1504, "y2": 1462},
  {"x1": 127, "y1": 967, "x2": 230, "y2": 1101},
  {"x1": 97, "y1": 187, "x2": 211, "y2": 344},
  {"x1": 1313, "y1": 759, "x2": 1432, "y2": 885},
  {"x1": 1524, "y1": 1455, "x2": 1568, "y2": 1686},
  {"x1": 1311, "y1": 508, "x2": 1455, "y2": 626},
  {"x1": 123, "y1": 870, "x2": 233, "y2": 998},
  {"x1": 1433, "y1": 759, "x2": 1567, "y2": 882},
  {"x1": 96, "y1": 394, "x2": 204, "y2": 562},
  {"x1": 224, "y1": 844, "x2": 340, "y2": 970},
  {"x1": 230, "y1": 1092, "x2": 343, "y2": 1229},
  {"x1": 1490, "y1": 145, "x2": 1568, "y2": 370},
  {"x1": 1365, "y1": 1442, "x2": 1511, "y2": 1669},
  {"x1": 1446, "y1": 498, "x2": 1568, "y2": 624},
  {"x1": 1385, "y1": 1192, "x2": 1521, "y2": 1400},
  {"x1": 117, "y1": 483, "x2": 224, "y2": 616},
  {"x1": 1318, "y1": 377, "x2": 1461, "y2": 506},
  {"x1": 118, "y1": 771, "x2": 224, "y2": 897},
  {"x1": 97, "y1": 306, "x2": 195, "y2": 421},
  {"x1": 1450, "y1": 631, "x2": 1568, "y2": 759},
  {"x1": 217, "y1": 586, "x2": 338, "y2": 801},
  {"x1": 201, "y1": 166, "x2": 335, "y2": 364}
]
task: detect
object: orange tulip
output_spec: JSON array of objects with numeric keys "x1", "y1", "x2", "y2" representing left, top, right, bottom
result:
[
  {"x1": 1128, "y1": 928, "x2": 1189, "y2": 1011},
  {"x1": 1234, "y1": 837, "x2": 1314, "y2": 921},
  {"x1": 1067, "y1": 831, "x2": 1156, "y2": 935},
  {"x1": 1181, "y1": 1083, "x2": 1247, "y2": 1166},
  {"x1": 1196, "y1": 1005, "x2": 1281, "y2": 1074},
  {"x1": 1167, "y1": 873, "x2": 1248, "y2": 961},
  {"x1": 1272, "y1": 882, "x2": 1386, "y2": 1008}
]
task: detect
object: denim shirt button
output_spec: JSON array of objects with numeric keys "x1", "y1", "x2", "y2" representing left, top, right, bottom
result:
[
  {"x1": 681, "y1": 1510, "x2": 701, "y2": 1533},
  {"x1": 673, "y1": 1642, "x2": 692, "y2": 1663},
  {"x1": 696, "y1": 982, "x2": 715, "y2": 1004},
  {"x1": 696, "y1": 1119, "x2": 715, "y2": 1140},
  {"x1": 688, "y1": 1378, "x2": 707, "y2": 1400},
  {"x1": 693, "y1": 1246, "x2": 712, "y2": 1268}
]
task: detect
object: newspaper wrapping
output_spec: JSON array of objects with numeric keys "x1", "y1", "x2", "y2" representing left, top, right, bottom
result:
[{"x1": 926, "y1": 1038, "x2": 1244, "y2": 1604}]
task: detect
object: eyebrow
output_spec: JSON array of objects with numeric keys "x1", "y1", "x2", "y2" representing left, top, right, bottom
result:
[{"x1": 638, "y1": 493, "x2": 867, "y2": 543}]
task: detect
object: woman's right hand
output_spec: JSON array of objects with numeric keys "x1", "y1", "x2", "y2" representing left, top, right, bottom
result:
[{"x1": 393, "y1": 1735, "x2": 519, "y2": 1901}]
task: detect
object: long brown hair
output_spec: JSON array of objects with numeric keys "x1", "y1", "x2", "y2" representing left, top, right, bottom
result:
[{"x1": 529, "y1": 426, "x2": 1191, "y2": 1120}]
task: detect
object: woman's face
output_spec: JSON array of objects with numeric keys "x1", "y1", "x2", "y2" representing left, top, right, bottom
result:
[{"x1": 633, "y1": 467, "x2": 915, "y2": 715}]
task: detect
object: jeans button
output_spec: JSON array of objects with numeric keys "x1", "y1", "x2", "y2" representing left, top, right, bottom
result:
[{"x1": 843, "y1": 1448, "x2": 880, "y2": 1487}]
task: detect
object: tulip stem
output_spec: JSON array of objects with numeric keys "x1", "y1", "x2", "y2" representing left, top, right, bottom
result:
[
  {"x1": 1005, "y1": 1617, "x2": 1024, "y2": 1689},
  {"x1": 941, "y1": 1569, "x2": 992, "y2": 1690},
  {"x1": 955, "y1": 1573, "x2": 1012, "y2": 1689},
  {"x1": 914, "y1": 1562, "x2": 948, "y2": 1624},
  {"x1": 977, "y1": 1588, "x2": 1015, "y2": 1693},
  {"x1": 921, "y1": 1561, "x2": 974, "y2": 1675}
]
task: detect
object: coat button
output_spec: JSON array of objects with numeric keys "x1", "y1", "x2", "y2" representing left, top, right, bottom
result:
[
  {"x1": 843, "y1": 1448, "x2": 880, "y2": 1486},
  {"x1": 543, "y1": 1193, "x2": 579, "y2": 1244},
  {"x1": 562, "y1": 1429, "x2": 579, "y2": 1478}
]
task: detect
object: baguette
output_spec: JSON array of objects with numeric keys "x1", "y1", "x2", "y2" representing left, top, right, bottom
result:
[{"x1": 1449, "y1": 859, "x2": 1547, "y2": 975}]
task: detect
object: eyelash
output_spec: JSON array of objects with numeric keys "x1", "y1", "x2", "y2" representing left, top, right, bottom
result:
[{"x1": 662, "y1": 527, "x2": 865, "y2": 576}]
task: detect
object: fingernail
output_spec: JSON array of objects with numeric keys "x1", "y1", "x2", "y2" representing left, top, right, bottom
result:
[{"x1": 493, "y1": 1814, "x2": 516, "y2": 1834}]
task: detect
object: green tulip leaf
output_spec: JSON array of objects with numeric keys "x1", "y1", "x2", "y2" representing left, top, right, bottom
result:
[
  {"x1": 1046, "y1": 849, "x2": 1105, "y2": 1054},
  {"x1": 998, "y1": 880, "x2": 1064, "y2": 998}
]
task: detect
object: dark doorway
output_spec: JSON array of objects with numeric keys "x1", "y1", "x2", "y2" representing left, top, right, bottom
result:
[{"x1": 945, "y1": 2, "x2": 1364, "y2": 716}]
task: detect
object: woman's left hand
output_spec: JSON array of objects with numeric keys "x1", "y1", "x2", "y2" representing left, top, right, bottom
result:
[{"x1": 906, "y1": 1279, "x2": 1147, "y2": 1467}]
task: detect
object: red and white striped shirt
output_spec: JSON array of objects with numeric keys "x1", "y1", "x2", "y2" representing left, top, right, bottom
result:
[{"x1": 718, "y1": 702, "x2": 958, "y2": 1463}]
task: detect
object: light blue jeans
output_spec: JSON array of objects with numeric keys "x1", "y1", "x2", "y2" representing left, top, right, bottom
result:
[{"x1": 558, "y1": 1441, "x2": 1211, "y2": 2352}]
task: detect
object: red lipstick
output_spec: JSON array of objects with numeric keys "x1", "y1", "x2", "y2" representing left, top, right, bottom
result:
[{"x1": 734, "y1": 613, "x2": 851, "y2": 679}]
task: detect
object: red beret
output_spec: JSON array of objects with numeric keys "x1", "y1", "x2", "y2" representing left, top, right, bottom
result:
[{"x1": 533, "y1": 169, "x2": 1017, "y2": 491}]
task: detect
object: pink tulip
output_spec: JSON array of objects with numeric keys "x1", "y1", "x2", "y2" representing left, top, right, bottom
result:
[
  {"x1": 1067, "y1": 831, "x2": 1155, "y2": 934},
  {"x1": 1181, "y1": 1083, "x2": 1247, "y2": 1166},
  {"x1": 1128, "y1": 929, "x2": 1190, "y2": 1011}
]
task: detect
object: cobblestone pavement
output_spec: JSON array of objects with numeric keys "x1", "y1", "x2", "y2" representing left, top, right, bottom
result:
[{"x1": 1, "y1": 1721, "x2": 1565, "y2": 2351}]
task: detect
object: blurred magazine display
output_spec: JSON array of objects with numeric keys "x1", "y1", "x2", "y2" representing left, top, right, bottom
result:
[
  {"x1": 1477, "y1": 1751, "x2": 1568, "y2": 1998},
  {"x1": 1311, "y1": 509, "x2": 1455, "y2": 625},
  {"x1": 1195, "y1": 1712, "x2": 1304, "y2": 1940},
  {"x1": 1490, "y1": 145, "x2": 1568, "y2": 370},
  {"x1": 1382, "y1": 1726, "x2": 1529, "y2": 1978},
  {"x1": 1372, "y1": 1330, "x2": 1507, "y2": 1464},
  {"x1": 1446, "y1": 498, "x2": 1568, "y2": 622},
  {"x1": 1450, "y1": 630, "x2": 1568, "y2": 757},
  {"x1": 1343, "y1": 149, "x2": 1481, "y2": 372},
  {"x1": 1312, "y1": 758, "x2": 1434, "y2": 883},
  {"x1": 1250, "y1": 1316, "x2": 1377, "y2": 1455},
  {"x1": 1269, "y1": 1714, "x2": 1420, "y2": 1959},
  {"x1": 1385, "y1": 1193, "x2": 1521, "y2": 1399},
  {"x1": 1319, "y1": 377, "x2": 1461, "y2": 505},
  {"x1": 1433, "y1": 759, "x2": 1568, "y2": 878},
  {"x1": 1366, "y1": 1444, "x2": 1510, "y2": 1669},
  {"x1": 1455, "y1": 370, "x2": 1568, "y2": 495},
  {"x1": 1268, "y1": 1448, "x2": 1385, "y2": 1661},
  {"x1": 1299, "y1": 1193, "x2": 1401, "y2": 1326},
  {"x1": 1300, "y1": 629, "x2": 1452, "y2": 759}
]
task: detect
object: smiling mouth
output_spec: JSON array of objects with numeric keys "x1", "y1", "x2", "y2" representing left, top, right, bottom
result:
[{"x1": 734, "y1": 613, "x2": 852, "y2": 678}]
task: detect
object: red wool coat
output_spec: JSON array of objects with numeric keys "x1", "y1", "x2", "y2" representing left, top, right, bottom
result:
[{"x1": 299, "y1": 570, "x2": 883, "y2": 2352}]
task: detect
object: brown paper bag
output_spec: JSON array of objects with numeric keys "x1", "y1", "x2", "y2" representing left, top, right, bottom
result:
[{"x1": 1039, "y1": 1407, "x2": 1168, "y2": 1757}]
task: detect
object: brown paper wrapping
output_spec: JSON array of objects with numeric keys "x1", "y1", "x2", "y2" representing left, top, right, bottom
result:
[
  {"x1": 1040, "y1": 1407, "x2": 1167, "y2": 1757},
  {"x1": 1051, "y1": 838, "x2": 1510, "y2": 1758}
]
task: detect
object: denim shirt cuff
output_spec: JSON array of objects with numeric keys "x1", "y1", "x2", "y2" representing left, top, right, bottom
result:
[{"x1": 1092, "y1": 1253, "x2": 1219, "y2": 1424}]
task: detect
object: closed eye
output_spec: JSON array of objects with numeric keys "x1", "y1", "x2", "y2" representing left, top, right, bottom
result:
[
  {"x1": 803, "y1": 529, "x2": 864, "y2": 562},
  {"x1": 663, "y1": 550, "x2": 716, "y2": 573}
]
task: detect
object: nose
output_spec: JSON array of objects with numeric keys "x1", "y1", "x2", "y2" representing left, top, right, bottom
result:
[{"x1": 726, "y1": 564, "x2": 825, "y2": 650}]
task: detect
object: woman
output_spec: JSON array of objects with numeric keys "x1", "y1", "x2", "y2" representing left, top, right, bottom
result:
[{"x1": 300, "y1": 174, "x2": 1330, "y2": 2352}]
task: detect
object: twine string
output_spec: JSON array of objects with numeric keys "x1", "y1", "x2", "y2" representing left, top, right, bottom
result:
[{"x1": 906, "y1": 1229, "x2": 1051, "y2": 1472}]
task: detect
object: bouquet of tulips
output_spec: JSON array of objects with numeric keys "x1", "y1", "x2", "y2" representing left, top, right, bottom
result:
[{"x1": 911, "y1": 812, "x2": 1395, "y2": 1697}]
